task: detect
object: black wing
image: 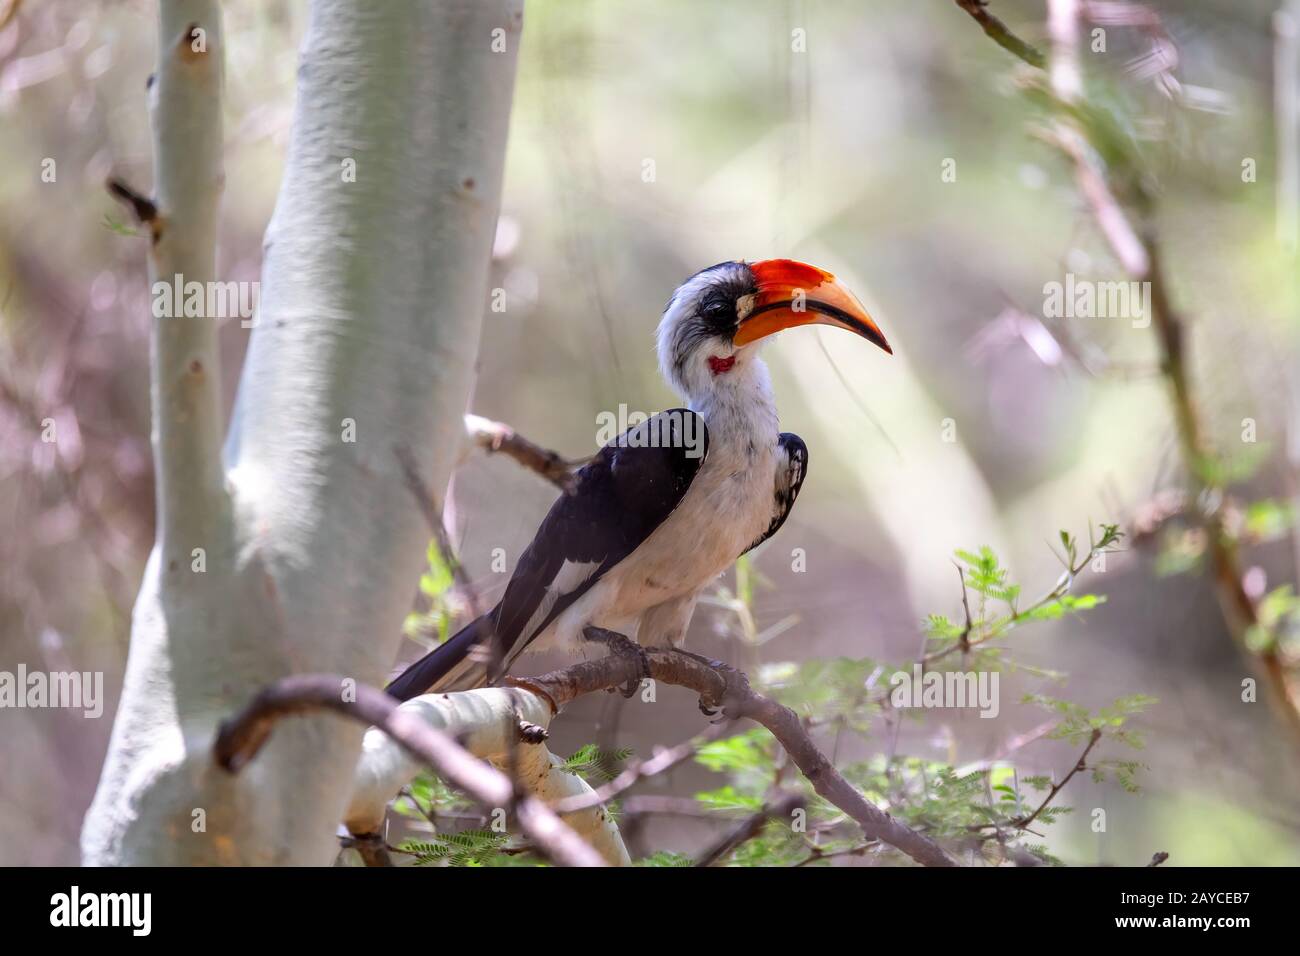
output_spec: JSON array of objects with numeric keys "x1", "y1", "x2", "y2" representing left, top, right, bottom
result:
[
  {"x1": 490, "y1": 409, "x2": 709, "y2": 666},
  {"x1": 744, "y1": 432, "x2": 808, "y2": 554},
  {"x1": 386, "y1": 409, "x2": 708, "y2": 699}
]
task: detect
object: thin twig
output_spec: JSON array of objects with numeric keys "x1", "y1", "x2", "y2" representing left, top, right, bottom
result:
[
  {"x1": 694, "y1": 792, "x2": 805, "y2": 867},
  {"x1": 1011, "y1": 727, "x2": 1101, "y2": 831},
  {"x1": 394, "y1": 443, "x2": 483, "y2": 618},
  {"x1": 956, "y1": 564, "x2": 974, "y2": 657},
  {"x1": 620, "y1": 795, "x2": 745, "y2": 819},
  {"x1": 793, "y1": 840, "x2": 880, "y2": 867},
  {"x1": 105, "y1": 177, "x2": 161, "y2": 244},
  {"x1": 463, "y1": 414, "x2": 585, "y2": 494},
  {"x1": 953, "y1": 0, "x2": 1047, "y2": 68},
  {"x1": 553, "y1": 723, "x2": 732, "y2": 815},
  {"x1": 924, "y1": 533, "x2": 1118, "y2": 666}
]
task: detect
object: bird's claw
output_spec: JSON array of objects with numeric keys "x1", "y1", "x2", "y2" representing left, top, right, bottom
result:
[
  {"x1": 672, "y1": 649, "x2": 747, "y2": 722},
  {"x1": 581, "y1": 626, "x2": 650, "y2": 698}
]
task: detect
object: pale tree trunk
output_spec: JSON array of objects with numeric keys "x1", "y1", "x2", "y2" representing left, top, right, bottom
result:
[{"x1": 83, "y1": 0, "x2": 523, "y2": 865}]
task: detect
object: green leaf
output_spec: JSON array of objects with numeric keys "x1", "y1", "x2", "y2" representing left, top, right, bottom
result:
[
  {"x1": 693, "y1": 786, "x2": 764, "y2": 813},
  {"x1": 559, "y1": 744, "x2": 633, "y2": 781},
  {"x1": 1244, "y1": 500, "x2": 1296, "y2": 542},
  {"x1": 636, "y1": 851, "x2": 694, "y2": 867},
  {"x1": 694, "y1": 730, "x2": 772, "y2": 774}
]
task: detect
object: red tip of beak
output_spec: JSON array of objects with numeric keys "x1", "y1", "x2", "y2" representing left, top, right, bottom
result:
[{"x1": 749, "y1": 258, "x2": 836, "y2": 290}]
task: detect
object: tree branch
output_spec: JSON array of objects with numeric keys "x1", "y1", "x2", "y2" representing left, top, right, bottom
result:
[
  {"x1": 463, "y1": 413, "x2": 585, "y2": 493},
  {"x1": 924, "y1": 526, "x2": 1119, "y2": 666},
  {"x1": 1043, "y1": 0, "x2": 1300, "y2": 745},
  {"x1": 142, "y1": 2, "x2": 231, "y2": 562},
  {"x1": 396, "y1": 443, "x2": 485, "y2": 618},
  {"x1": 551, "y1": 723, "x2": 732, "y2": 815},
  {"x1": 694, "y1": 792, "x2": 805, "y2": 867},
  {"x1": 214, "y1": 675, "x2": 608, "y2": 867},
  {"x1": 953, "y1": 0, "x2": 1300, "y2": 746},
  {"x1": 517, "y1": 650, "x2": 958, "y2": 867},
  {"x1": 1013, "y1": 727, "x2": 1099, "y2": 831},
  {"x1": 953, "y1": 0, "x2": 1047, "y2": 68},
  {"x1": 106, "y1": 177, "x2": 160, "y2": 241}
]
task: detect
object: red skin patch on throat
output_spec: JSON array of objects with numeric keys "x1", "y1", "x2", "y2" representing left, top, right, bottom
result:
[{"x1": 708, "y1": 354, "x2": 736, "y2": 375}]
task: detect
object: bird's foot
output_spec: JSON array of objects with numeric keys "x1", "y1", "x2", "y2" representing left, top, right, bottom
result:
[
  {"x1": 670, "y1": 649, "x2": 749, "y2": 722},
  {"x1": 581, "y1": 626, "x2": 650, "y2": 698}
]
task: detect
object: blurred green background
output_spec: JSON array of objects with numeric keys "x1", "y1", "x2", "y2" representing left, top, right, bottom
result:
[{"x1": 1, "y1": 0, "x2": 1297, "y2": 865}]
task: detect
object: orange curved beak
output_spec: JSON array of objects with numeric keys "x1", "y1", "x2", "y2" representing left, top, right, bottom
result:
[{"x1": 734, "y1": 259, "x2": 891, "y2": 354}]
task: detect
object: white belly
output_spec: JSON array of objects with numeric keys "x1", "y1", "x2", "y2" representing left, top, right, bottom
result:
[
  {"x1": 608, "y1": 441, "x2": 776, "y2": 601},
  {"x1": 523, "y1": 368, "x2": 785, "y2": 659},
  {"x1": 535, "y1": 431, "x2": 778, "y2": 655}
]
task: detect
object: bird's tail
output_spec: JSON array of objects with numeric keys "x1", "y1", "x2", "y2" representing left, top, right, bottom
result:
[{"x1": 385, "y1": 614, "x2": 496, "y2": 701}]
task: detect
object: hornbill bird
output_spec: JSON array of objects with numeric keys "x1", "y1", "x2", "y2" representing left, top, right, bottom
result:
[{"x1": 385, "y1": 259, "x2": 891, "y2": 702}]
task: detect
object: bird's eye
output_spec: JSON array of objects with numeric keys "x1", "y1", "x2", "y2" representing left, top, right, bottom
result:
[{"x1": 701, "y1": 301, "x2": 730, "y2": 320}]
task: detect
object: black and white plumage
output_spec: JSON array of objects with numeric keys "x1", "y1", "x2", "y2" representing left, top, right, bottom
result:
[
  {"x1": 746, "y1": 433, "x2": 808, "y2": 555},
  {"x1": 385, "y1": 411, "x2": 710, "y2": 698},
  {"x1": 386, "y1": 259, "x2": 889, "y2": 701}
]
